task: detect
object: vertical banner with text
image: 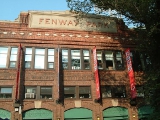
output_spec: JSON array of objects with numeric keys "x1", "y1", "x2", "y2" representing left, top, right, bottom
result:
[
  {"x1": 15, "y1": 44, "x2": 22, "y2": 100},
  {"x1": 125, "y1": 48, "x2": 137, "y2": 99},
  {"x1": 57, "y1": 47, "x2": 60, "y2": 99},
  {"x1": 93, "y1": 46, "x2": 100, "y2": 99}
]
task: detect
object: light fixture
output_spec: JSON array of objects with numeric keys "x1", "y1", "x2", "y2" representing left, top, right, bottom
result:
[
  {"x1": 15, "y1": 108, "x2": 19, "y2": 112},
  {"x1": 97, "y1": 116, "x2": 100, "y2": 120},
  {"x1": 57, "y1": 118, "x2": 60, "y2": 120}
]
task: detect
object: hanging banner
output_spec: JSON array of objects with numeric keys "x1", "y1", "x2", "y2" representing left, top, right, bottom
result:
[
  {"x1": 57, "y1": 47, "x2": 60, "y2": 99},
  {"x1": 125, "y1": 48, "x2": 137, "y2": 99},
  {"x1": 93, "y1": 46, "x2": 100, "y2": 99},
  {"x1": 15, "y1": 44, "x2": 22, "y2": 100}
]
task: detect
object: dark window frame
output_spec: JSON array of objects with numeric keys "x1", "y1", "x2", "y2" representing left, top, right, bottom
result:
[
  {"x1": 101, "y1": 85, "x2": 126, "y2": 98},
  {"x1": 64, "y1": 86, "x2": 91, "y2": 99},
  {"x1": 62, "y1": 48, "x2": 91, "y2": 70},
  {"x1": 130, "y1": 51, "x2": 151, "y2": 71},
  {"x1": 24, "y1": 86, "x2": 52, "y2": 99},
  {"x1": 97, "y1": 50, "x2": 124, "y2": 70},
  {"x1": 0, "y1": 46, "x2": 18, "y2": 69},
  {"x1": 25, "y1": 47, "x2": 55, "y2": 69},
  {"x1": 0, "y1": 86, "x2": 13, "y2": 99},
  {"x1": 136, "y1": 85, "x2": 145, "y2": 98}
]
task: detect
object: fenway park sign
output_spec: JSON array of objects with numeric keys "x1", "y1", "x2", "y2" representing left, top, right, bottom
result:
[{"x1": 28, "y1": 11, "x2": 117, "y2": 33}]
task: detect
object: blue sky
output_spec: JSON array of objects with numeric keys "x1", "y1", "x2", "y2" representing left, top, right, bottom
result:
[{"x1": 0, "y1": 0, "x2": 69, "y2": 21}]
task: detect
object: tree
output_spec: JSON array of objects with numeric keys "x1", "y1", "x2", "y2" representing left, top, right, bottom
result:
[{"x1": 66, "y1": 0, "x2": 160, "y2": 119}]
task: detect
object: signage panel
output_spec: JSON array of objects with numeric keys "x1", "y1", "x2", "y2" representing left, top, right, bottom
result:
[{"x1": 29, "y1": 11, "x2": 117, "y2": 32}]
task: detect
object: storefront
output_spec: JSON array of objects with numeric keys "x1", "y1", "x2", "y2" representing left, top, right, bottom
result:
[
  {"x1": 64, "y1": 108, "x2": 92, "y2": 120},
  {"x1": 22, "y1": 108, "x2": 53, "y2": 120},
  {"x1": 103, "y1": 107, "x2": 129, "y2": 120}
]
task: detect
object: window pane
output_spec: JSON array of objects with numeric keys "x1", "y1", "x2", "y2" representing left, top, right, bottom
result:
[
  {"x1": 62, "y1": 49, "x2": 68, "y2": 55},
  {"x1": 35, "y1": 55, "x2": 44, "y2": 69},
  {"x1": 113, "y1": 86, "x2": 126, "y2": 98},
  {"x1": 35, "y1": 49, "x2": 45, "y2": 54},
  {"x1": 84, "y1": 64, "x2": 90, "y2": 69},
  {"x1": 25, "y1": 87, "x2": 36, "y2": 93},
  {"x1": 64, "y1": 87, "x2": 75, "y2": 94},
  {"x1": 97, "y1": 51, "x2": 103, "y2": 69},
  {"x1": 26, "y1": 48, "x2": 32, "y2": 54},
  {"x1": 11, "y1": 48, "x2": 18, "y2": 54},
  {"x1": 25, "y1": 87, "x2": 36, "y2": 99},
  {"x1": 40, "y1": 87, "x2": 52, "y2": 94},
  {"x1": 84, "y1": 57, "x2": 90, "y2": 62},
  {"x1": 41, "y1": 87, "x2": 52, "y2": 99},
  {"x1": 71, "y1": 50, "x2": 80, "y2": 55},
  {"x1": 83, "y1": 50, "x2": 89, "y2": 56},
  {"x1": 115, "y1": 51, "x2": 123, "y2": 69},
  {"x1": 0, "y1": 47, "x2": 8, "y2": 53},
  {"x1": 0, "y1": 87, "x2": 12, "y2": 98},
  {"x1": 72, "y1": 56, "x2": 80, "y2": 69},
  {"x1": 9, "y1": 61, "x2": 16, "y2": 68},
  {"x1": 40, "y1": 87, "x2": 52, "y2": 99},
  {"x1": 136, "y1": 86, "x2": 144, "y2": 97},
  {"x1": 1, "y1": 88, "x2": 12, "y2": 93},
  {"x1": 105, "y1": 51, "x2": 113, "y2": 60},
  {"x1": 64, "y1": 86, "x2": 75, "y2": 98},
  {"x1": 25, "y1": 55, "x2": 32, "y2": 61},
  {"x1": 116, "y1": 51, "x2": 122, "y2": 57},
  {"x1": 63, "y1": 63, "x2": 68, "y2": 69},
  {"x1": 101, "y1": 86, "x2": 112, "y2": 98},
  {"x1": 48, "y1": 63, "x2": 54, "y2": 68},
  {"x1": 62, "y1": 56, "x2": 68, "y2": 62},
  {"x1": 0, "y1": 54, "x2": 7, "y2": 68},
  {"x1": 48, "y1": 56, "x2": 54, "y2": 62},
  {"x1": 79, "y1": 86, "x2": 91, "y2": 98},
  {"x1": 105, "y1": 51, "x2": 114, "y2": 70},
  {"x1": 25, "y1": 62, "x2": 31, "y2": 68},
  {"x1": 48, "y1": 49, "x2": 54, "y2": 55},
  {"x1": 10, "y1": 55, "x2": 17, "y2": 61}
]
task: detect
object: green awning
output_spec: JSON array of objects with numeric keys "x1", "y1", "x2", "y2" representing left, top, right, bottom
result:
[
  {"x1": 64, "y1": 108, "x2": 92, "y2": 120},
  {"x1": 138, "y1": 106, "x2": 153, "y2": 119},
  {"x1": 103, "y1": 107, "x2": 129, "y2": 120},
  {"x1": 23, "y1": 109, "x2": 53, "y2": 119},
  {"x1": 0, "y1": 109, "x2": 11, "y2": 119}
]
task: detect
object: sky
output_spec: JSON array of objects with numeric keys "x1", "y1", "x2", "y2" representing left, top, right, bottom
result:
[{"x1": 0, "y1": 0, "x2": 69, "y2": 21}]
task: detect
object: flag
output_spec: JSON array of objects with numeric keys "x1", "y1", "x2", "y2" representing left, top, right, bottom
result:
[
  {"x1": 15, "y1": 44, "x2": 22, "y2": 100},
  {"x1": 93, "y1": 46, "x2": 100, "y2": 99},
  {"x1": 125, "y1": 48, "x2": 137, "y2": 99}
]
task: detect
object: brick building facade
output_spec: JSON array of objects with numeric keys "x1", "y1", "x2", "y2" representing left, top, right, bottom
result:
[{"x1": 0, "y1": 11, "x2": 152, "y2": 120}]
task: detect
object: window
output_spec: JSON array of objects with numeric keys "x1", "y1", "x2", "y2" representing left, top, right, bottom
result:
[
  {"x1": 62, "y1": 49, "x2": 90, "y2": 70},
  {"x1": 0, "y1": 87, "x2": 12, "y2": 98},
  {"x1": 97, "y1": 50, "x2": 124, "y2": 70},
  {"x1": 64, "y1": 86, "x2": 75, "y2": 98},
  {"x1": 25, "y1": 86, "x2": 52, "y2": 99},
  {"x1": 0, "y1": 46, "x2": 18, "y2": 68},
  {"x1": 136, "y1": 85, "x2": 144, "y2": 98},
  {"x1": 101, "y1": 85, "x2": 126, "y2": 98},
  {"x1": 62, "y1": 49, "x2": 68, "y2": 69},
  {"x1": 64, "y1": 86, "x2": 91, "y2": 99},
  {"x1": 40, "y1": 87, "x2": 52, "y2": 99},
  {"x1": 25, "y1": 47, "x2": 54, "y2": 69},
  {"x1": 79, "y1": 86, "x2": 91, "y2": 98},
  {"x1": 130, "y1": 51, "x2": 151, "y2": 71},
  {"x1": 83, "y1": 50, "x2": 90, "y2": 69}
]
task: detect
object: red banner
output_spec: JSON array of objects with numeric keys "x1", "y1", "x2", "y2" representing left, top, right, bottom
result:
[
  {"x1": 57, "y1": 47, "x2": 60, "y2": 99},
  {"x1": 15, "y1": 44, "x2": 22, "y2": 100},
  {"x1": 93, "y1": 46, "x2": 100, "y2": 99},
  {"x1": 125, "y1": 48, "x2": 137, "y2": 99}
]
